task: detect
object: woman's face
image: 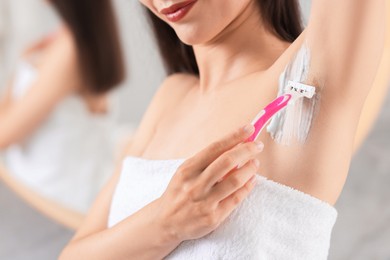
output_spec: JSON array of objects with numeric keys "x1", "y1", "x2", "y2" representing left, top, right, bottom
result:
[{"x1": 139, "y1": 0, "x2": 256, "y2": 45}]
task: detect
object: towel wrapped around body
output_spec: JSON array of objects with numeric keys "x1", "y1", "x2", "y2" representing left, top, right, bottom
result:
[{"x1": 109, "y1": 156, "x2": 337, "y2": 260}]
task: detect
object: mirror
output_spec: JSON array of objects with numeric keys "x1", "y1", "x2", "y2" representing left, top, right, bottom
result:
[
  {"x1": 0, "y1": 0, "x2": 137, "y2": 219},
  {"x1": 1, "y1": 0, "x2": 389, "y2": 259}
]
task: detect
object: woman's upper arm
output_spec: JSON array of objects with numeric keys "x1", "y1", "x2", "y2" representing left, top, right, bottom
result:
[
  {"x1": 0, "y1": 40, "x2": 78, "y2": 149},
  {"x1": 70, "y1": 163, "x2": 123, "y2": 241},
  {"x1": 269, "y1": 2, "x2": 387, "y2": 204},
  {"x1": 71, "y1": 73, "x2": 194, "y2": 239},
  {"x1": 354, "y1": 5, "x2": 390, "y2": 151},
  {"x1": 305, "y1": 0, "x2": 386, "y2": 103},
  {"x1": 69, "y1": 87, "x2": 162, "y2": 240}
]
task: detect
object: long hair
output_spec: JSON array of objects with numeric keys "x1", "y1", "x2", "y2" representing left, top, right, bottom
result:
[
  {"x1": 146, "y1": 0, "x2": 303, "y2": 76},
  {"x1": 51, "y1": 0, "x2": 125, "y2": 94}
]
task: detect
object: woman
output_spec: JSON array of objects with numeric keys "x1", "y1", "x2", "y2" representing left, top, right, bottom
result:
[
  {"x1": 0, "y1": 0, "x2": 125, "y2": 213},
  {"x1": 61, "y1": 0, "x2": 386, "y2": 259}
]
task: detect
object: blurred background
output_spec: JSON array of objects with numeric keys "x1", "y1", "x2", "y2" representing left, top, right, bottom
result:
[{"x1": 0, "y1": 0, "x2": 389, "y2": 259}]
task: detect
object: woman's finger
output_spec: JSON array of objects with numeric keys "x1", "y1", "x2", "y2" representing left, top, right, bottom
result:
[
  {"x1": 217, "y1": 175, "x2": 258, "y2": 218},
  {"x1": 179, "y1": 124, "x2": 255, "y2": 176},
  {"x1": 208, "y1": 159, "x2": 259, "y2": 203},
  {"x1": 200, "y1": 141, "x2": 263, "y2": 187}
]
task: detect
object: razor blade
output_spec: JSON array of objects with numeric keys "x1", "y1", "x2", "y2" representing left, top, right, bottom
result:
[{"x1": 285, "y1": 81, "x2": 316, "y2": 99}]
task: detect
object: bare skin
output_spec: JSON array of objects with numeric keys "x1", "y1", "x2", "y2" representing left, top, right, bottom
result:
[
  {"x1": 130, "y1": 1, "x2": 386, "y2": 205},
  {"x1": 0, "y1": 27, "x2": 109, "y2": 149},
  {"x1": 354, "y1": 11, "x2": 390, "y2": 150},
  {"x1": 61, "y1": 1, "x2": 386, "y2": 259}
]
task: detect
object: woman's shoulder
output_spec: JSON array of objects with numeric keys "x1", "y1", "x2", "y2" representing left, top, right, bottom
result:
[
  {"x1": 44, "y1": 29, "x2": 77, "y2": 62},
  {"x1": 125, "y1": 73, "x2": 198, "y2": 156}
]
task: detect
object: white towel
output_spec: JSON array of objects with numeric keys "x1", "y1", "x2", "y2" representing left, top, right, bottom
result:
[{"x1": 109, "y1": 156, "x2": 337, "y2": 259}]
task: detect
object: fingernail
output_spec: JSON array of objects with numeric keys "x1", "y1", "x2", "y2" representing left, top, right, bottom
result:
[
  {"x1": 243, "y1": 124, "x2": 254, "y2": 133},
  {"x1": 255, "y1": 141, "x2": 264, "y2": 151},
  {"x1": 253, "y1": 159, "x2": 260, "y2": 168}
]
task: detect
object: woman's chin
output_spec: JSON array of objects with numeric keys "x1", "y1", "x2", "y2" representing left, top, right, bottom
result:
[
  {"x1": 173, "y1": 26, "x2": 215, "y2": 46},
  {"x1": 176, "y1": 34, "x2": 210, "y2": 46},
  {"x1": 178, "y1": 38, "x2": 200, "y2": 46}
]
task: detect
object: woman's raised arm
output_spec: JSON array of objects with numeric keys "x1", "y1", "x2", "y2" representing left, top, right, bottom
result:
[
  {"x1": 266, "y1": 1, "x2": 387, "y2": 204},
  {"x1": 354, "y1": 2, "x2": 390, "y2": 151},
  {"x1": 305, "y1": 0, "x2": 386, "y2": 101}
]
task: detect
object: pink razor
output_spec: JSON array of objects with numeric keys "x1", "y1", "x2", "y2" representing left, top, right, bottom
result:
[
  {"x1": 246, "y1": 94, "x2": 292, "y2": 142},
  {"x1": 246, "y1": 81, "x2": 316, "y2": 142}
]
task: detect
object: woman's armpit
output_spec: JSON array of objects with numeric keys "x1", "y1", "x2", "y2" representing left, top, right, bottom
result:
[{"x1": 267, "y1": 43, "x2": 323, "y2": 146}]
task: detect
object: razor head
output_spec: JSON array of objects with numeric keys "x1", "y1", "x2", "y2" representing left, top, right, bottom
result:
[{"x1": 285, "y1": 81, "x2": 316, "y2": 99}]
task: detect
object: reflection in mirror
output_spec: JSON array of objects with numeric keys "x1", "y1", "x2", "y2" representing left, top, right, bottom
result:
[{"x1": 0, "y1": 0, "x2": 130, "y2": 218}]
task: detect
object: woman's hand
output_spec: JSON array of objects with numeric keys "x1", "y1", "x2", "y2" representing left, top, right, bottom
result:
[
  {"x1": 60, "y1": 124, "x2": 263, "y2": 260},
  {"x1": 155, "y1": 124, "x2": 263, "y2": 244}
]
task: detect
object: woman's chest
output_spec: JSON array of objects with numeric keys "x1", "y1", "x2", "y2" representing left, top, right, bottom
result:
[{"x1": 143, "y1": 84, "x2": 279, "y2": 159}]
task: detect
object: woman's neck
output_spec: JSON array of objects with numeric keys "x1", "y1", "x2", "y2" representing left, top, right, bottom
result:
[{"x1": 193, "y1": 3, "x2": 290, "y2": 93}]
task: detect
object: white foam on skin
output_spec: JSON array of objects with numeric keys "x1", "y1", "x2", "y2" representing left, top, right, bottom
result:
[{"x1": 267, "y1": 44, "x2": 319, "y2": 145}]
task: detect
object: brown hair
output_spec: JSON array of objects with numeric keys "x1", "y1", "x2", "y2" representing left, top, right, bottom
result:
[
  {"x1": 51, "y1": 0, "x2": 125, "y2": 94},
  {"x1": 146, "y1": 0, "x2": 303, "y2": 76}
]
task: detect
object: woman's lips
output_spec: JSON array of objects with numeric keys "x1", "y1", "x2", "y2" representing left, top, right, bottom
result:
[{"x1": 160, "y1": 0, "x2": 197, "y2": 22}]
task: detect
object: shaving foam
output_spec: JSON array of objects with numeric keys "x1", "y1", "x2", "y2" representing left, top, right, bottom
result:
[{"x1": 267, "y1": 44, "x2": 319, "y2": 145}]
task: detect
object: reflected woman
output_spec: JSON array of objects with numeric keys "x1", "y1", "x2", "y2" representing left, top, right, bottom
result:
[{"x1": 0, "y1": 0, "x2": 125, "y2": 213}]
